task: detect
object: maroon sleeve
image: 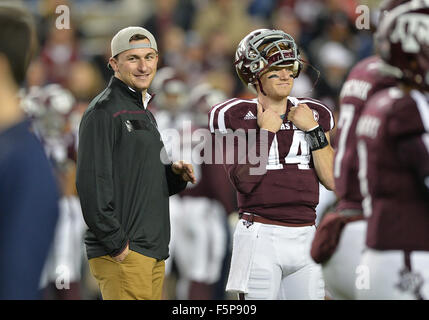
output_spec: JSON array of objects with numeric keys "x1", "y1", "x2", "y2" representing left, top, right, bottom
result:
[
  {"x1": 388, "y1": 99, "x2": 425, "y2": 138},
  {"x1": 396, "y1": 134, "x2": 429, "y2": 193},
  {"x1": 390, "y1": 103, "x2": 429, "y2": 193}
]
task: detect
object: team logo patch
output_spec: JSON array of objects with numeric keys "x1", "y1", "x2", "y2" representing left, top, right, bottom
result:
[
  {"x1": 125, "y1": 120, "x2": 133, "y2": 132},
  {"x1": 312, "y1": 109, "x2": 319, "y2": 122},
  {"x1": 124, "y1": 120, "x2": 150, "y2": 131},
  {"x1": 244, "y1": 110, "x2": 257, "y2": 120},
  {"x1": 242, "y1": 220, "x2": 254, "y2": 228}
]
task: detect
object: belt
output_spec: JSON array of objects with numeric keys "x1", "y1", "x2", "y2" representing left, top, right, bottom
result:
[{"x1": 240, "y1": 213, "x2": 315, "y2": 227}]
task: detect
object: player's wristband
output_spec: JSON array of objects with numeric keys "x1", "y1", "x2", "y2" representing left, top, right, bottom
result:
[{"x1": 305, "y1": 125, "x2": 328, "y2": 151}]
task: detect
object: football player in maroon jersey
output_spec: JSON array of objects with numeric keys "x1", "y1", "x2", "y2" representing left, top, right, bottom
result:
[
  {"x1": 209, "y1": 29, "x2": 335, "y2": 300},
  {"x1": 310, "y1": 0, "x2": 408, "y2": 300},
  {"x1": 355, "y1": 1, "x2": 429, "y2": 299}
]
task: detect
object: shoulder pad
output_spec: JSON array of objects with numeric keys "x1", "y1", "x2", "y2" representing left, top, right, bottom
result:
[
  {"x1": 208, "y1": 98, "x2": 257, "y2": 133},
  {"x1": 295, "y1": 97, "x2": 335, "y2": 131}
]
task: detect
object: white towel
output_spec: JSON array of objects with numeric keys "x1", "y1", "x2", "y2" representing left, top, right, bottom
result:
[{"x1": 226, "y1": 219, "x2": 262, "y2": 293}]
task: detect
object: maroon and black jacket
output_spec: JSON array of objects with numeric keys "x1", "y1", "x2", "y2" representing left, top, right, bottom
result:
[{"x1": 76, "y1": 77, "x2": 187, "y2": 261}]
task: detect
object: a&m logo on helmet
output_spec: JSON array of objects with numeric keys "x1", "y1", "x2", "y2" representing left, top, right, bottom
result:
[
  {"x1": 390, "y1": 12, "x2": 429, "y2": 52},
  {"x1": 376, "y1": 0, "x2": 429, "y2": 89}
]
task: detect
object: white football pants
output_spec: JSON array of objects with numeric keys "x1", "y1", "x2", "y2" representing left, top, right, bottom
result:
[
  {"x1": 356, "y1": 248, "x2": 429, "y2": 300},
  {"x1": 226, "y1": 219, "x2": 325, "y2": 300},
  {"x1": 322, "y1": 220, "x2": 367, "y2": 299}
]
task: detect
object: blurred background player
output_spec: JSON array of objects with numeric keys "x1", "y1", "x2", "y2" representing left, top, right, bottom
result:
[
  {"x1": 21, "y1": 84, "x2": 87, "y2": 299},
  {"x1": 0, "y1": 4, "x2": 59, "y2": 300},
  {"x1": 150, "y1": 67, "x2": 191, "y2": 299},
  {"x1": 310, "y1": 0, "x2": 406, "y2": 300},
  {"x1": 356, "y1": 1, "x2": 429, "y2": 299},
  {"x1": 175, "y1": 83, "x2": 236, "y2": 300},
  {"x1": 209, "y1": 28, "x2": 335, "y2": 300},
  {"x1": 152, "y1": 70, "x2": 236, "y2": 299}
]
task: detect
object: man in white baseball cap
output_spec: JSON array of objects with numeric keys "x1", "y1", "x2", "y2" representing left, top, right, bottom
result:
[
  {"x1": 77, "y1": 26, "x2": 196, "y2": 300},
  {"x1": 108, "y1": 26, "x2": 159, "y2": 96}
]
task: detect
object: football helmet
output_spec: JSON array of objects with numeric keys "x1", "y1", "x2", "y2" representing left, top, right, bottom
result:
[
  {"x1": 378, "y1": 0, "x2": 412, "y2": 25},
  {"x1": 379, "y1": 0, "x2": 412, "y2": 12},
  {"x1": 375, "y1": 1, "x2": 429, "y2": 90},
  {"x1": 150, "y1": 67, "x2": 188, "y2": 111},
  {"x1": 189, "y1": 83, "x2": 226, "y2": 126},
  {"x1": 234, "y1": 29, "x2": 303, "y2": 92},
  {"x1": 20, "y1": 84, "x2": 75, "y2": 138}
]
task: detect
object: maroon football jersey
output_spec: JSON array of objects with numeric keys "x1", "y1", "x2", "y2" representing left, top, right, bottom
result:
[
  {"x1": 357, "y1": 87, "x2": 429, "y2": 251},
  {"x1": 334, "y1": 55, "x2": 397, "y2": 212},
  {"x1": 209, "y1": 96, "x2": 335, "y2": 224}
]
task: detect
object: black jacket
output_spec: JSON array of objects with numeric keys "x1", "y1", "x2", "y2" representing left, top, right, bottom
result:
[{"x1": 76, "y1": 77, "x2": 187, "y2": 260}]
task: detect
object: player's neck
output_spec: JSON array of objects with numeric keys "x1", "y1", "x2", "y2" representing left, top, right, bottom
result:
[{"x1": 258, "y1": 94, "x2": 287, "y2": 115}]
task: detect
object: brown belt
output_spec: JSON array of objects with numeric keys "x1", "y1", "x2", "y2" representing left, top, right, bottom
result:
[{"x1": 240, "y1": 213, "x2": 314, "y2": 227}]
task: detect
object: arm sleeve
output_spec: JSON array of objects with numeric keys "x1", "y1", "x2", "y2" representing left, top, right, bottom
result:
[
  {"x1": 390, "y1": 105, "x2": 429, "y2": 195},
  {"x1": 75, "y1": 109, "x2": 128, "y2": 256},
  {"x1": 396, "y1": 133, "x2": 429, "y2": 195},
  {"x1": 165, "y1": 163, "x2": 188, "y2": 196}
]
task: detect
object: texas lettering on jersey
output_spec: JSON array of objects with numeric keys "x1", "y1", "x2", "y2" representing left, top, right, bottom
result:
[{"x1": 209, "y1": 96, "x2": 335, "y2": 224}]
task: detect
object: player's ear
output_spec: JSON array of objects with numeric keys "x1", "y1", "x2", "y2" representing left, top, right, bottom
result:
[{"x1": 109, "y1": 56, "x2": 119, "y2": 72}]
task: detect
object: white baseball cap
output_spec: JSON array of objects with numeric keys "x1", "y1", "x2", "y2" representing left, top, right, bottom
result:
[{"x1": 110, "y1": 26, "x2": 158, "y2": 58}]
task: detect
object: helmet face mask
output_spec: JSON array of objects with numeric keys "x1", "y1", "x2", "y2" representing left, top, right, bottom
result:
[{"x1": 235, "y1": 29, "x2": 302, "y2": 92}]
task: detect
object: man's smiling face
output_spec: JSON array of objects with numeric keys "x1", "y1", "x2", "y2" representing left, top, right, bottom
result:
[
  {"x1": 258, "y1": 65, "x2": 295, "y2": 100},
  {"x1": 110, "y1": 38, "x2": 158, "y2": 92}
]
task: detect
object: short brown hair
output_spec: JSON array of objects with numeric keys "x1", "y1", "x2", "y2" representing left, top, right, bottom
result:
[
  {"x1": 0, "y1": 5, "x2": 36, "y2": 84},
  {"x1": 129, "y1": 34, "x2": 148, "y2": 42},
  {"x1": 112, "y1": 34, "x2": 149, "y2": 60}
]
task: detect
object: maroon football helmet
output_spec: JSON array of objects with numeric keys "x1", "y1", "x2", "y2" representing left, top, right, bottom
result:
[
  {"x1": 375, "y1": 1, "x2": 429, "y2": 90},
  {"x1": 378, "y1": 0, "x2": 412, "y2": 25},
  {"x1": 379, "y1": 0, "x2": 412, "y2": 13},
  {"x1": 234, "y1": 29, "x2": 303, "y2": 92},
  {"x1": 150, "y1": 67, "x2": 188, "y2": 111}
]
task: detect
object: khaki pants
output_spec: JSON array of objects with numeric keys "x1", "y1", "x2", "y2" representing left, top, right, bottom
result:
[{"x1": 88, "y1": 250, "x2": 165, "y2": 300}]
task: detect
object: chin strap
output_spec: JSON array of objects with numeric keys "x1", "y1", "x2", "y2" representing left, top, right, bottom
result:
[{"x1": 257, "y1": 78, "x2": 267, "y2": 96}]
